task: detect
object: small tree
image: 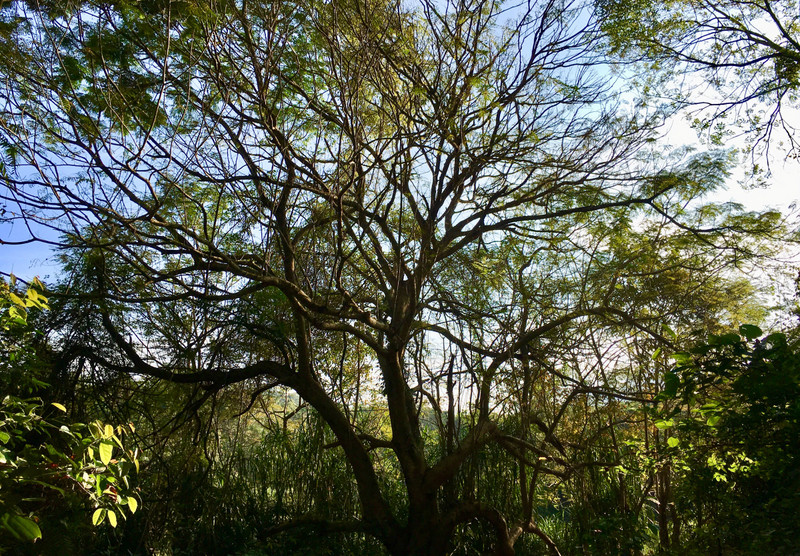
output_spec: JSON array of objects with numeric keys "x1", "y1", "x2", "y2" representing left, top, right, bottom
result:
[
  {"x1": 0, "y1": 278, "x2": 140, "y2": 551},
  {"x1": 662, "y1": 326, "x2": 800, "y2": 553}
]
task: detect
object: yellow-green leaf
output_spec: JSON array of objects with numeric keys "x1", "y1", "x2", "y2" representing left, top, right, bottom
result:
[
  {"x1": 127, "y1": 497, "x2": 138, "y2": 514},
  {"x1": 112, "y1": 434, "x2": 124, "y2": 449},
  {"x1": 8, "y1": 305, "x2": 26, "y2": 321},
  {"x1": 654, "y1": 419, "x2": 674, "y2": 429},
  {"x1": 99, "y1": 440, "x2": 113, "y2": 465},
  {"x1": 667, "y1": 437, "x2": 680, "y2": 448},
  {"x1": 89, "y1": 421, "x2": 103, "y2": 439},
  {"x1": 51, "y1": 402, "x2": 67, "y2": 412},
  {"x1": 92, "y1": 508, "x2": 106, "y2": 526},
  {"x1": 107, "y1": 510, "x2": 117, "y2": 528},
  {"x1": 8, "y1": 292, "x2": 24, "y2": 307}
]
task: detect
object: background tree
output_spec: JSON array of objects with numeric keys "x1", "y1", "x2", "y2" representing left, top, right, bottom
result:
[{"x1": 597, "y1": 0, "x2": 800, "y2": 167}]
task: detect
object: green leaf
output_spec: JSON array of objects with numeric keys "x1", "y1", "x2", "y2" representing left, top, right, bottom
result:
[
  {"x1": 654, "y1": 419, "x2": 674, "y2": 429},
  {"x1": 99, "y1": 440, "x2": 113, "y2": 465},
  {"x1": 667, "y1": 437, "x2": 680, "y2": 448},
  {"x1": 2, "y1": 514, "x2": 42, "y2": 542},
  {"x1": 671, "y1": 352, "x2": 692, "y2": 365},
  {"x1": 127, "y1": 497, "x2": 138, "y2": 514},
  {"x1": 738, "y1": 324, "x2": 762, "y2": 340},
  {"x1": 662, "y1": 371, "x2": 679, "y2": 398},
  {"x1": 707, "y1": 415, "x2": 721, "y2": 427},
  {"x1": 0, "y1": 431, "x2": 10, "y2": 444},
  {"x1": 651, "y1": 347, "x2": 662, "y2": 360},
  {"x1": 51, "y1": 402, "x2": 67, "y2": 412},
  {"x1": 107, "y1": 510, "x2": 117, "y2": 528},
  {"x1": 92, "y1": 508, "x2": 106, "y2": 526},
  {"x1": 709, "y1": 333, "x2": 740, "y2": 346}
]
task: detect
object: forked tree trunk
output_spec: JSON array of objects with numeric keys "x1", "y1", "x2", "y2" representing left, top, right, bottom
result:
[{"x1": 382, "y1": 501, "x2": 522, "y2": 556}]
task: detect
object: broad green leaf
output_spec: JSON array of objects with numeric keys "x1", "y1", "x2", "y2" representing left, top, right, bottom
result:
[
  {"x1": 671, "y1": 352, "x2": 692, "y2": 365},
  {"x1": 707, "y1": 415, "x2": 721, "y2": 427},
  {"x1": 107, "y1": 510, "x2": 117, "y2": 528},
  {"x1": 51, "y1": 402, "x2": 67, "y2": 412},
  {"x1": 765, "y1": 332, "x2": 787, "y2": 346},
  {"x1": 709, "y1": 333, "x2": 740, "y2": 346},
  {"x1": 662, "y1": 371, "x2": 679, "y2": 398},
  {"x1": 0, "y1": 431, "x2": 10, "y2": 444},
  {"x1": 92, "y1": 508, "x2": 106, "y2": 526},
  {"x1": 654, "y1": 419, "x2": 674, "y2": 429},
  {"x1": 127, "y1": 497, "x2": 138, "y2": 514},
  {"x1": 739, "y1": 324, "x2": 762, "y2": 340},
  {"x1": 99, "y1": 440, "x2": 113, "y2": 465},
  {"x1": 667, "y1": 437, "x2": 680, "y2": 448},
  {"x1": 2, "y1": 514, "x2": 42, "y2": 542}
]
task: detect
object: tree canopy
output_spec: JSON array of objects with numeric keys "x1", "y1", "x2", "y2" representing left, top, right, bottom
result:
[
  {"x1": 0, "y1": 0, "x2": 796, "y2": 554},
  {"x1": 598, "y1": 0, "x2": 800, "y2": 165}
]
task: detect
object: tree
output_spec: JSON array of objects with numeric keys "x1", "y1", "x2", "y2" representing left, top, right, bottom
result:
[
  {"x1": 0, "y1": 0, "x2": 781, "y2": 553},
  {"x1": 597, "y1": 0, "x2": 800, "y2": 165}
]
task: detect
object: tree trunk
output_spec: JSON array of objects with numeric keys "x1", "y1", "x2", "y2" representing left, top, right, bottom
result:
[
  {"x1": 657, "y1": 464, "x2": 672, "y2": 550},
  {"x1": 670, "y1": 502, "x2": 680, "y2": 549}
]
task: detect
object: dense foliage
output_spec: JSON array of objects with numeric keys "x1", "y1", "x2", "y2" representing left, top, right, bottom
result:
[
  {"x1": 0, "y1": 279, "x2": 139, "y2": 553},
  {"x1": 666, "y1": 326, "x2": 800, "y2": 554},
  {"x1": 0, "y1": 0, "x2": 797, "y2": 554}
]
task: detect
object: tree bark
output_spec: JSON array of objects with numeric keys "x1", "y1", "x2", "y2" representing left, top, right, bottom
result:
[{"x1": 658, "y1": 464, "x2": 672, "y2": 550}]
